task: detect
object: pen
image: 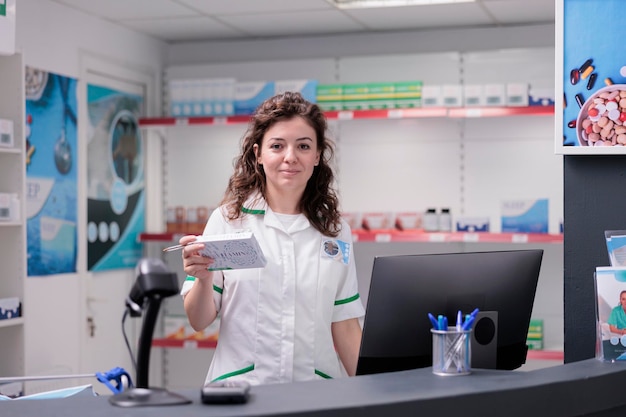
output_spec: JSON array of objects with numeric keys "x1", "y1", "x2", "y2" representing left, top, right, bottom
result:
[
  {"x1": 456, "y1": 310, "x2": 462, "y2": 331},
  {"x1": 428, "y1": 313, "x2": 439, "y2": 330},
  {"x1": 438, "y1": 315, "x2": 445, "y2": 331},
  {"x1": 162, "y1": 240, "x2": 202, "y2": 252}
]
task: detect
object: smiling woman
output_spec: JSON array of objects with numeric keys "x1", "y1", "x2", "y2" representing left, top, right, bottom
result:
[{"x1": 177, "y1": 92, "x2": 365, "y2": 387}]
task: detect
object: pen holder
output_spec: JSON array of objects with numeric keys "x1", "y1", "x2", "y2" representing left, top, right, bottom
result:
[{"x1": 431, "y1": 328, "x2": 472, "y2": 376}]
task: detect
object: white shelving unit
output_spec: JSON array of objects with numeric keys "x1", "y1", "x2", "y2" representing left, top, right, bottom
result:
[{"x1": 0, "y1": 52, "x2": 27, "y2": 380}]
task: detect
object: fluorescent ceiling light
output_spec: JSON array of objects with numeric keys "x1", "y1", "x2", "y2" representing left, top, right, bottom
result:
[{"x1": 330, "y1": 0, "x2": 475, "y2": 9}]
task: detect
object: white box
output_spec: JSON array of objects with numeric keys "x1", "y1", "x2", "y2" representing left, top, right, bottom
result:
[
  {"x1": 442, "y1": 84, "x2": 463, "y2": 107},
  {"x1": 0, "y1": 118, "x2": 14, "y2": 147},
  {"x1": 422, "y1": 85, "x2": 442, "y2": 107},
  {"x1": 463, "y1": 85, "x2": 484, "y2": 107},
  {"x1": 506, "y1": 83, "x2": 529, "y2": 106},
  {"x1": 483, "y1": 84, "x2": 506, "y2": 106}
]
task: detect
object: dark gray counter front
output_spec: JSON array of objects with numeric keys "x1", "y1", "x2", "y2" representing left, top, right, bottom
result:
[{"x1": 3, "y1": 359, "x2": 626, "y2": 417}]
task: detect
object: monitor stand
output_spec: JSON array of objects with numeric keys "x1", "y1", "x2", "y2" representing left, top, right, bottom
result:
[{"x1": 108, "y1": 387, "x2": 191, "y2": 407}]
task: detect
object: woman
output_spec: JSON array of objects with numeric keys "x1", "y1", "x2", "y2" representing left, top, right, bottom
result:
[{"x1": 179, "y1": 92, "x2": 364, "y2": 385}]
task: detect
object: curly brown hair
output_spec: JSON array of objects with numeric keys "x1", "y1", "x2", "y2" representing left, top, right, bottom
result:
[{"x1": 220, "y1": 91, "x2": 341, "y2": 237}]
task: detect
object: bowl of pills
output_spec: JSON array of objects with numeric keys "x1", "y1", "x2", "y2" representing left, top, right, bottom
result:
[{"x1": 576, "y1": 84, "x2": 626, "y2": 147}]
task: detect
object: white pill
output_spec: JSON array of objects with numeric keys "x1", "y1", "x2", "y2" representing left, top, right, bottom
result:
[
  {"x1": 606, "y1": 101, "x2": 618, "y2": 111},
  {"x1": 609, "y1": 109, "x2": 621, "y2": 120}
]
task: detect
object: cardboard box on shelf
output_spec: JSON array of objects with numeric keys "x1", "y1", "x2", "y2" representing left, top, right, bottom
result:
[
  {"x1": 422, "y1": 85, "x2": 442, "y2": 107},
  {"x1": 234, "y1": 81, "x2": 275, "y2": 115},
  {"x1": 316, "y1": 84, "x2": 343, "y2": 111},
  {"x1": 393, "y1": 81, "x2": 422, "y2": 108},
  {"x1": 501, "y1": 198, "x2": 549, "y2": 234}
]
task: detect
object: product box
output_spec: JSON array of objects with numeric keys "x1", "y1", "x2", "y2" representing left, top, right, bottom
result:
[
  {"x1": 526, "y1": 319, "x2": 544, "y2": 350},
  {"x1": 0, "y1": 297, "x2": 21, "y2": 320},
  {"x1": 365, "y1": 82, "x2": 396, "y2": 109},
  {"x1": 168, "y1": 78, "x2": 235, "y2": 117},
  {"x1": 529, "y1": 87, "x2": 555, "y2": 107},
  {"x1": 501, "y1": 198, "x2": 549, "y2": 234},
  {"x1": 0, "y1": 118, "x2": 14, "y2": 148},
  {"x1": 393, "y1": 81, "x2": 422, "y2": 108},
  {"x1": 394, "y1": 212, "x2": 422, "y2": 231},
  {"x1": 506, "y1": 83, "x2": 530, "y2": 107},
  {"x1": 168, "y1": 231, "x2": 267, "y2": 270},
  {"x1": 316, "y1": 84, "x2": 343, "y2": 111},
  {"x1": 456, "y1": 217, "x2": 490, "y2": 233},
  {"x1": 483, "y1": 84, "x2": 506, "y2": 106},
  {"x1": 361, "y1": 212, "x2": 395, "y2": 231},
  {"x1": 234, "y1": 81, "x2": 275, "y2": 115},
  {"x1": 463, "y1": 85, "x2": 484, "y2": 107},
  {"x1": 421, "y1": 85, "x2": 443, "y2": 107},
  {"x1": 275, "y1": 79, "x2": 318, "y2": 103},
  {"x1": 441, "y1": 84, "x2": 463, "y2": 107},
  {"x1": 341, "y1": 83, "x2": 370, "y2": 110}
]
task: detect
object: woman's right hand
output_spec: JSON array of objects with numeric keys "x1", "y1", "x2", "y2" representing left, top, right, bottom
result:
[{"x1": 180, "y1": 235, "x2": 215, "y2": 280}]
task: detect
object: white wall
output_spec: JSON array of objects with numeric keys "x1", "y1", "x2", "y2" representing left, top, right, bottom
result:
[{"x1": 15, "y1": 0, "x2": 165, "y2": 393}]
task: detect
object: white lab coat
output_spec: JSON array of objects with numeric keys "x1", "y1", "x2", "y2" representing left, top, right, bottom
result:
[{"x1": 181, "y1": 194, "x2": 365, "y2": 385}]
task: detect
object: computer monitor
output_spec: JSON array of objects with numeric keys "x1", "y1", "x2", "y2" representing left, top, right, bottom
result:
[{"x1": 356, "y1": 249, "x2": 543, "y2": 375}]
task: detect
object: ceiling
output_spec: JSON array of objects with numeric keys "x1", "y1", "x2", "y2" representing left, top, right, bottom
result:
[{"x1": 48, "y1": 0, "x2": 555, "y2": 44}]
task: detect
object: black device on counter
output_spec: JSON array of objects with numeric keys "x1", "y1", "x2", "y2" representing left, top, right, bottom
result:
[{"x1": 201, "y1": 381, "x2": 251, "y2": 404}]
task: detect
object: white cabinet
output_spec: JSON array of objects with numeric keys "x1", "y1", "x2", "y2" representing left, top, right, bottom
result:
[{"x1": 0, "y1": 53, "x2": 26, "y2": 380}]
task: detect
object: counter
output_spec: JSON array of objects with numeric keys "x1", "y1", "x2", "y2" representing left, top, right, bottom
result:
[{"x1": 3, "y1": 359, "x2": 626, "y2": 417}]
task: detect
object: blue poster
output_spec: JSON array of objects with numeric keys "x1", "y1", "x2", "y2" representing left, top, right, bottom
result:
[
  {"x1": 25, "y1": 68, "x2": 78, "y2": 276},
  {"x1": 560, "y1": 0, "x2": 626, "y2": 153},
  {"x1": 86, "y1": 84, "x2": 144, "y2": 271}
]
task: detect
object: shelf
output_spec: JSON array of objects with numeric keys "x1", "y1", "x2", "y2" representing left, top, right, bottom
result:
[
  {"x1": 138, "y1": 105, "x2": 555, "y2": 128},
  {"x1": 152, "y1": 338, "x2": 217, "y2": 349},
  {"x1": 140, "y1": 231, "x2": 563, "y2": 244},
  {"x1": 353, "y1": 230, "x2": 563, "y2": 243},
  {"x1": 0, "y1": 317, "x2": 24, "y2": 329},
  {"x1": 0, "y1": 147, "x2": 21, "y2": 155}
]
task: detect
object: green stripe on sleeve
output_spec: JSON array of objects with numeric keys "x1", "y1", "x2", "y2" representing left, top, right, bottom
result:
[
  {"x1": 315, "y1": 369, "x2": 333, "y2": 379},
  {"x1": 335, "y1": 293, "x2": 360, "y2": 306}
]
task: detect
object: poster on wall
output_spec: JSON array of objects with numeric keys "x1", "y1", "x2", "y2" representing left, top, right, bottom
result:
[
  {"x1": 87, "y1": 84, "x2": 144, "y2": 271},
  {"x1": 556, "y1": 0, "x2": 626, "y2": 154},
  {"x1": 25, "y1": 67, "x2": 78, "y2": 276}
]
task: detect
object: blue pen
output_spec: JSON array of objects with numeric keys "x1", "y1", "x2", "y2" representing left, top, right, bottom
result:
[
  {"x1": 428, "y1": 313, "x2": 439, "y2": 330},
  {"x1": 462, "y1": 315, "x2": 476, "y2": 331},
  {"x1": 438, "y1": 315, "x2": 445, "y2": 331},
  {"x1": 442, "y1": 316, "x2": 448, "y2": 330}
]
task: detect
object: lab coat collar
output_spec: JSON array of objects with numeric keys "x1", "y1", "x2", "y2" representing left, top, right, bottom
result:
[{"x1": 241, "y1": 193, "x2": 311, "y2": 234}]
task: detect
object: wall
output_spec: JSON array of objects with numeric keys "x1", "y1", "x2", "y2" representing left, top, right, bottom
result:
[{"x1": 15, "y1": 0, "x2": 165, "y2": 392}]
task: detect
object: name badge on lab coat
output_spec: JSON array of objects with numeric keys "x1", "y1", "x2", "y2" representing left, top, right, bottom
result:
[{"x1": 321, "y1": 239, "x2": 350, "y2": 265}]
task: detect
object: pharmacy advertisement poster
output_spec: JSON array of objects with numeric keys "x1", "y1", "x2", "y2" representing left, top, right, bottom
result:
[
  {"x1": 557, "y1": 0, "x2": 626, "y2": 154},
  {"x1": 86, "y1": 84, "x2": 144, "y2": 271},
  {"x1": 595, "y1": 267, "x2": 626, "y2": 361},
  {"x1": 25, "y1": 68, "x2": 78, "y2": 276}
]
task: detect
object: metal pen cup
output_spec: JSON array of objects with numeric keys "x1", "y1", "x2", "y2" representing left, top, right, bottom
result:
[{"x1": 431, "y1": 328, "x2": 472, "y2": 376}]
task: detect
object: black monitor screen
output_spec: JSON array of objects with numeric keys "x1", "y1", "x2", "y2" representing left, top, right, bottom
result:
[{"x1": 356, "y1": 249, "x2": 543, "y2": 375}]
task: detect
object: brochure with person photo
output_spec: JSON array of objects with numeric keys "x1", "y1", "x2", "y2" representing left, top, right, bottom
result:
[{"x1": 595, "y1": 266, "x2": 626, "y2": 361}]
